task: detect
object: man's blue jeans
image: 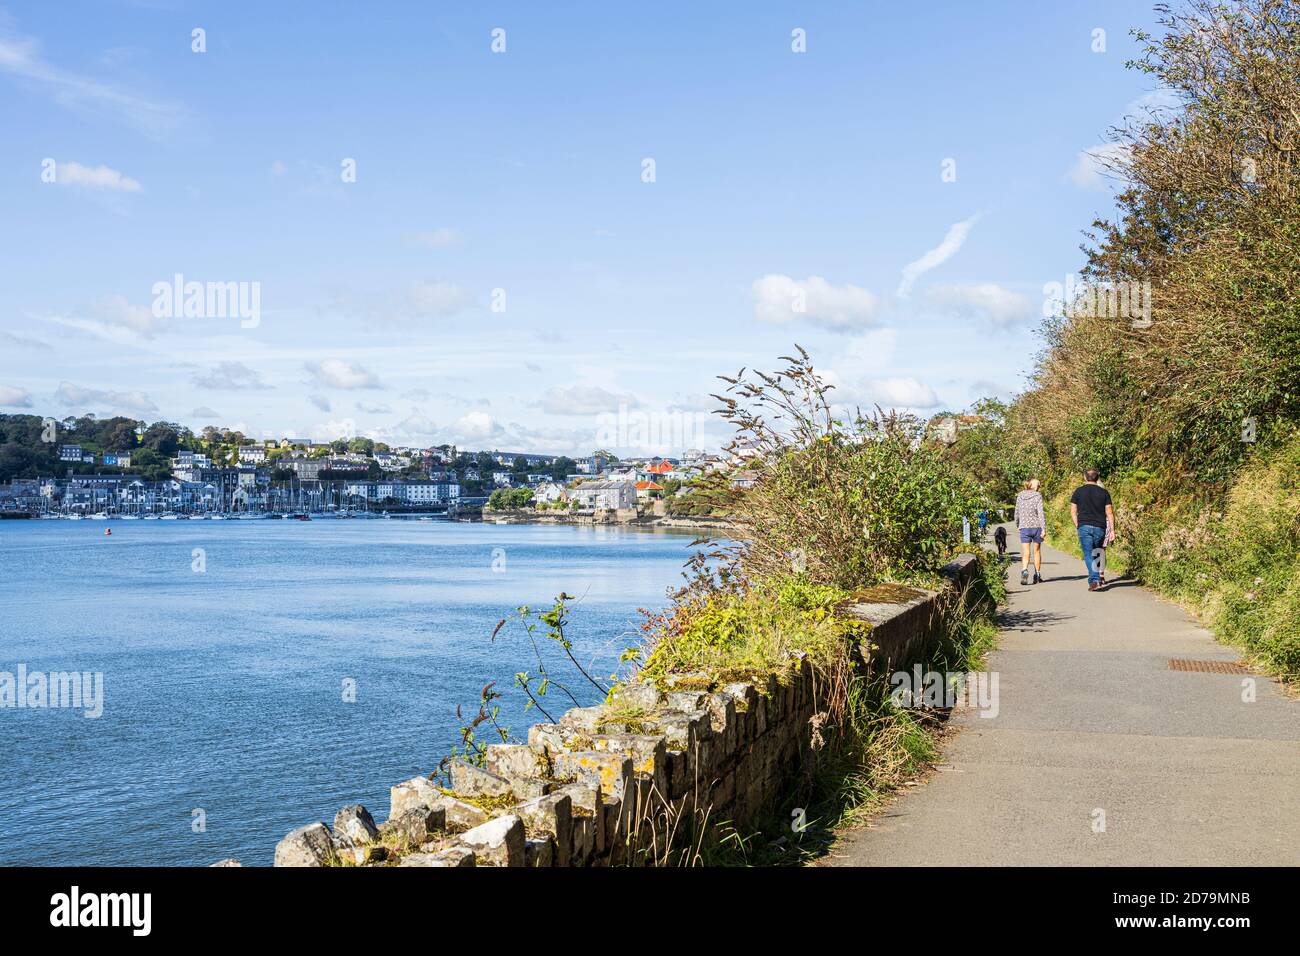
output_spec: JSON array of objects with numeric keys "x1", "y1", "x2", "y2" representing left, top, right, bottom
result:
[{"x1": 1078, "y1": 524, "x2": 1106, "y2": 584}]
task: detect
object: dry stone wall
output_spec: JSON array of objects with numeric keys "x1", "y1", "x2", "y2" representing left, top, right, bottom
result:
[{"x1": 253, "y1": 553, "x2": 980, "y2": 868}]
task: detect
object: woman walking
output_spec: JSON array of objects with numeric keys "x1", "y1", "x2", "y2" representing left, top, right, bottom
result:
[{"x1": 1014, "y1": 478, "x2": 1046, "y2": 586}]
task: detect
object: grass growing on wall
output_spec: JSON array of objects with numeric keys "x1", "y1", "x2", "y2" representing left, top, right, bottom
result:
[{"x1": 697, "y1": 565, "x2": 1003, "y2": 867}]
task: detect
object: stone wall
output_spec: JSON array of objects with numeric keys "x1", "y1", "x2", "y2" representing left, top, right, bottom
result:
[{"x1": 257, "y1": 553, "x2": 981, "y2": 868}]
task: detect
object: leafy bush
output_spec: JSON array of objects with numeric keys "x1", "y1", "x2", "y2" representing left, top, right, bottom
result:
[{"x1": 705, "y1": 349, "x2": 986, "y2": 591}]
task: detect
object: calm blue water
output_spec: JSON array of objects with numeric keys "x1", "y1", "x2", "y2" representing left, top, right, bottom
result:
[{"x1": 0, "y1": 519, "x2": 697, "y2": 866}]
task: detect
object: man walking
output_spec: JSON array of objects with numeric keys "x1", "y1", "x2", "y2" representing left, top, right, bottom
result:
[{"x1": 1070, "y1": 469, "x2": 1115, "y2": 592}]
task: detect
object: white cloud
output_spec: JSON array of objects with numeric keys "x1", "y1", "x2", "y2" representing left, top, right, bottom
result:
[
  {"x1": 542, "y1": 385, "x2": 639, "y2": 416},
  {"x1": 0, "y1": 29, "x2": 181, "y2": 138},
  {"x1": 304, "y1": 359, "x2": 381, "y2": 390},
  {"x1": 862, "y1": 377, "x2": 941, "y2": 410},
  {"x1": 269, "y1": 160, "x2": 287, "y2": 176},
  {"x1": 191, "y1": 406, "x2": 222, "y2": 419},
  {"x1": 925, "y1": 282, "x2": 1036, "y2": 327},
  {"x1": 452, "y1": 410, "x2": 503, "y2": 440},
  {"x1": 56, "y1": 160, "x2": 141, "y2": 192},
  {"x1": 752, "y1": 274, "x2": 880, "y2": 331},
  {"x1": 356, "y1": 401, "x2": 392, "y2": 414},
  {"x1": 897, "y1": 215, "x2": 979, "y2": 297},
  {"x1": 409, "y1": 280, "x2": 472, "y2": 317},
  {"x1": 54, "y1": 381, "x2": 158, "y2": 415},
  {"x1": 314, "y1": 418, "x2": 359, "y2": 440},
  {"x1": 365, "y1": 410, "x2": 440, "y2": 445},
  {"x1": 192, "y1": 361, "x2": 271, "y2": 390},
  {"x1": 308, "y1": 394, "x2": 331, "y2": 412},
  {"x1": 88, "y1": 294, "x2": 163, "y2": 335},
  {"x1": 0, "y1": 385, "x2": 32, "y2": 407},
  {"x1": 1067, "y1": 142, "x2": 1131, "y2": 190}
]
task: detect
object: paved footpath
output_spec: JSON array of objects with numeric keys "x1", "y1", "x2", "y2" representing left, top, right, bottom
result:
[{"x1": 826, "y1": 533, "x2": 1300, "y2": 866}]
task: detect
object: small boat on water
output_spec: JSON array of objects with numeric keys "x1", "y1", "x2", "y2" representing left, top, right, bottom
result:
[
  {"x1": 121, "y1": 515, "x2": 140, "y2": 520},
  {"x1": 142, "y1": 515, "x2": 160, "y2": 520},
  {"x1": 66, "y1": 514, "x2": 84, "y2": 521},
  {"x1": 104, "y1": 528, "x2": 112, "y2": 536},
  {"x1": 160, "y1": 514, "x2": 179, "y2": 521},
  {"x1": 210, "y1": 515, "x2": 227, "y2": 520}
]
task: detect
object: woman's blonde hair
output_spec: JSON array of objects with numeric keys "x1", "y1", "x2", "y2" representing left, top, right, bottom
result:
[
  {"x1": 1029, "y1": 478, "x2": 1041, "y2": 491},
  {"x1": 1022, "y1": 480, "x2": 1032, "y2": 491}
]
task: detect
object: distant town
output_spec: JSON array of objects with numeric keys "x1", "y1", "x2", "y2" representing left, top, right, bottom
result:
[{"x1": 0, "y1": 413, "x2": 760, "y2": 520}]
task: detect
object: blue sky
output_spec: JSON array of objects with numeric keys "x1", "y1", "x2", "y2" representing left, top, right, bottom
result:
[{"x1": 0, "y1": 1, "x2": 1170, "y2": 455}]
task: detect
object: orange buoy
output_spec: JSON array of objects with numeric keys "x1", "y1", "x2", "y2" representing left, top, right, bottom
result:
[{"x1": 104, "y1": 528, "x2": 112, "y2": 536}]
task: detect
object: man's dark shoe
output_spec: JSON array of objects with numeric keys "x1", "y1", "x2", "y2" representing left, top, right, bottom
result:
[
  {"x1": 1088, "y1": 581, "x2": 1100, "y2": 592},
  {"x1": 1033, "y1": 572, "x2": 1043, "y2": 584}
]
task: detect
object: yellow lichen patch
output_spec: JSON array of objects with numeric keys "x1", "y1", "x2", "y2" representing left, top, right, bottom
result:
[
  {"x1": 573, "y1": 755, "x2": 624, "y2": 794},
  {"x1": 437, "y1": 787, "x2": 517, "y2": 815}
]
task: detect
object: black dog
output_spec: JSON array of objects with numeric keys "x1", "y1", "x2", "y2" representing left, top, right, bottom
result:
[{"x1": 993, "y1": 525, "x2": 1008, "y2": 559}]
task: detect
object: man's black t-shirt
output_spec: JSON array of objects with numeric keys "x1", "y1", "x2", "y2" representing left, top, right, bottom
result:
[{"x1": 1071, "y1": 483, "x2": 1112, "y2": 529}]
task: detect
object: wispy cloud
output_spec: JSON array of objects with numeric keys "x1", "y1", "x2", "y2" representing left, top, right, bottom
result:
[
  {"x1": 0, "y1": 330, "x2": 52, "y2": 351},
  {"x1": 55, "y1": 381, "x2": 158, "y2": 415},
  {"x1": 0, "y1": 26, "x2": 182, "y2": 138},
  {"x1": 897, "y1": 215, "x2": 979, "y2": 298},
  {"x1": 54, "y1": 160, "x2": 141, "y2": 192},
  {"x1": 541, "y1": 385, "x2": 639, "y2": 416},
  {"x1": 192, "y1": 362, "x2": 272, "y2": 390}
]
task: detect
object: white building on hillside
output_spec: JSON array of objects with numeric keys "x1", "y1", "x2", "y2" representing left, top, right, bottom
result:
[{"x1": 569, "y1": 480, "x2": 636, "y2": 510}]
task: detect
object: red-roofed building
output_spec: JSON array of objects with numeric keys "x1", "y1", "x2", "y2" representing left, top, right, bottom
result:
[{"x1": 634, "y1": 480, "x2": 663, "y2": 501}]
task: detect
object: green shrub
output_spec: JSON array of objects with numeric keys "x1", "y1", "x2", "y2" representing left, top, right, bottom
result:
[{"x1": 706, "y1": 350, "x2": 987, "y2": 591}]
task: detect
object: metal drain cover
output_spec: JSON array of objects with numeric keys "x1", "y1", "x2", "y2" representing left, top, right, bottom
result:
[{"x1": 1168, "y1": 659, "x2": 1252, "y2": 674}]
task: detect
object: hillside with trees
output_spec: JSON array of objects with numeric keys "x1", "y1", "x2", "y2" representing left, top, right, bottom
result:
[{"x1": 947, "y1": 0, "x2": 1299, "y2": 680}]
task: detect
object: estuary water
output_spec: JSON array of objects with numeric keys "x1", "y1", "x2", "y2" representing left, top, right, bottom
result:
[{"x1": 0, "y1": 519, "x2": 698, "y2": 866}]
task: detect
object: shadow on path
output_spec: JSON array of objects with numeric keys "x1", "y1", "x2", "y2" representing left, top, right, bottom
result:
[{"x1": 996, "y1": 607, "x2": 1074, "y2": 631}]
